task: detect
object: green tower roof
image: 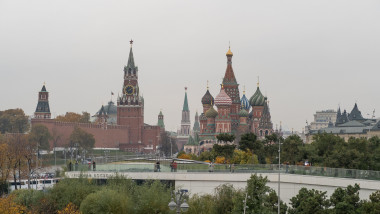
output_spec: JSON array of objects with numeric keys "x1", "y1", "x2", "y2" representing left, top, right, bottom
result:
[{"x1": 183, "y1": 89, "x2": 189, "y2": 111}]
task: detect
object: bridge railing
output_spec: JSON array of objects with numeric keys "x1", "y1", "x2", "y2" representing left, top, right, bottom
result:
[{"x1": 69, "y1": 162, "x2": 380, "y2": 181}]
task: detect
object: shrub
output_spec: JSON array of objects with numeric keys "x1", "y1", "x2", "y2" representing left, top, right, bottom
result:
[{"x1": 80, "y1": 189, "x2": 132, "y2": 214}]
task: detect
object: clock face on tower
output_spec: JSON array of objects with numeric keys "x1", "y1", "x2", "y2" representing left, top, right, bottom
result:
[{"x1": 124, "y1": 85, "x2": 134, "y2": 95}]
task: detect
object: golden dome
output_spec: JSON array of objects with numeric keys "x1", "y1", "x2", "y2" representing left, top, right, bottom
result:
[{"x1": 226, "y1": 47, "x2": 233, "y2": 56}]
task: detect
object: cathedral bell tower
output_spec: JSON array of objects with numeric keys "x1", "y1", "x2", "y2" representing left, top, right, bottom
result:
[
  {"x1": 117, "y1": 40, "x2": 144, "y2": 144},
  {"x1": 222, "y1": 46, "x2": 240, "y2": 132}
]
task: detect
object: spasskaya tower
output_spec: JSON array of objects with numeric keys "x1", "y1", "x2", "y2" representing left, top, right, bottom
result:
[{"x1": 117, "y1": 40, "x2": 144, "y2": 144}]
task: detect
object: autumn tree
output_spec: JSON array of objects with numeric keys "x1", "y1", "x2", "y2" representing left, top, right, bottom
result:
[
  {"x1": 56, "y1": 112, "x2": 91, "y2": 123},
  {"x1": 0, "y1": 139, "x2": 11, "y2": 195},
  {"x1": 0, "y1": 109, "x2": 29, "y2": 134},
  {"x1": 0, "y1": 195, "x2": 28, "y2": 214},
  {"x1": 58, "y1": 203, "x2": 81, "y2": 214},
  {"x1": 6, "y1": 134, "x2": 28, "y2": 190},
  {"x1": 23, "y1": 135, "x2": 37, "y2": 189}
]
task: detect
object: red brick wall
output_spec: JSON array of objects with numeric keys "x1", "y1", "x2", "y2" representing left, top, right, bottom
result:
[
  {"x1": 31, "y1": 119, "x2": 129, "y2": 149},
  {"x1": 142, "y1": 125, "x2": 161, "y2": 152}
]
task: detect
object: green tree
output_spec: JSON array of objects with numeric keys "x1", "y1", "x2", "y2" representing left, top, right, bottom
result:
[
  {"x1": 0, "y1": 109, "x2": 29, "y2": 134},
  {"x1": 330, "y1": 184, "x2": 361, "y2": 214},
  {"x1": 266, "y1": 189, "x2": 288, "y2": 214},
  {"x1": 29, "y1": 124, "x2": 51, "y2": 151},
  {"x1": 312, "y1": 133, "x2": 345, "y2": 167},
  {"x1": 48, "y1": 176, "x2": 99, "y2": 210},
  {"x1": 263, "y1": 134, "x2": 282, "y2": 163},
  {"x1": 212, "y1": 144, "x2": 236, "y2": 161},
  {"x1": 80, "y1": 189, "x2": 132, "y2": 214},
  {"x1": 188, "y1": 194, "x2": 215, "y2": 214},
  {"x1": 238, "y1": 133, "x2": 257, "y2": 151},
  {"x1": 11, "y1": 189, "x2": 46, "y2": 212},
  {"x1": 282, "y1": 135, "x2": 303, "y2": 165},
  {"x1": 216, "y1": 133, "x2": 235, "y2": 143},
  {"x1": 213, "y1": 184, "x2": 238, "y2": 214},
  {"x1": 244, "y1": 174, "x2": 282, "y2": 214},
  {"x1": 160, "y1": 131, "x2": 178, "y2": 157},
  {"x1": 199, "y1": 151, "x2": 214, "y2": 161},
  {"x1": 69, "y1": 126, "x2": 95, "y2": 152},
  {"x1": 133, "y1": 180, "x2": 172, "y2": 214},
  {"x1": 360, "y1": 190, "x2": 380, "y2": 214},
  {"x1": 289, "y1": 188, "x2": 330, "y2": 214}
]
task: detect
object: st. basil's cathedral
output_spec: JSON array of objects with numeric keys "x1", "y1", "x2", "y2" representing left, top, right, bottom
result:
[{"x1": 185, "y1": 46, "x2": 275, "y2": 153}]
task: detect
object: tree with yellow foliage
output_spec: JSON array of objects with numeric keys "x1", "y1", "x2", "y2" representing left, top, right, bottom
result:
[
  {"x1": 0, "y1": 137, "x2": 11, "y2": 195},
  {"x1": 0, "y1": 195, "x2": 29, "y2": 214},
  {"x1": 178, "y1": 153, "x2": 191, "y2": 159},
  {"x1": 57, "y1": 203, "x2": 81, "y2": 214},
  {"x1": 215, "y1": 156, "x2": 226, "y2": 164},
  {"x1": 7, "y1": 134, "x2": 29, "y2": 191},
  {"x1": 56, "y1": 112, "x2": 90, "y2": 123}
]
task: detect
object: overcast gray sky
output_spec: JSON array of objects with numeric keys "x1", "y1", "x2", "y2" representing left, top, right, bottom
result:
[{"x1": 1, "y1": 0, "x2": 379, "y2": 132}]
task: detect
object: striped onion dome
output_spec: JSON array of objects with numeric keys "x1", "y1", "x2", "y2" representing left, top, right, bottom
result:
[
  {"x1": 214, "y1": 87, "x2": 232, "y2": 106},
  {"x1": 240, "y1": 94, "x2": 250, "y2": 111},
  {"x1": 238, "y1": 108, "x2": 249, "y2": 117},
  {"x1": 205, "y1": 106, "x2": 218, "y2": 118},
  {"x1": 201, "y1": 89, "x2": 214, "y2": 105},
  {"x1": 249, "y1": 87, "x2": 265, "y2": 107}
]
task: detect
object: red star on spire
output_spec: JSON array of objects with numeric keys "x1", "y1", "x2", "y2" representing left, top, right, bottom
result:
[{"x1": 130, "y1": 39, "x2": 133, "y2": 45}]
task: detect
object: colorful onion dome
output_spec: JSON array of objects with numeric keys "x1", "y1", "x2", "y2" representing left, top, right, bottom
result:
[
  {"x1": 201, "y1": 89, "x2": 214, "y2": 105},
  {"x1": 214, "y1": 86, "x2": 232, "y2": 106},
  {"x1": 238, "y1": 108, "x2": 249, "y2": 117},
  {"x1": 205, "y1": 106, "x2": 218, "y2": 118},
  {"x1": 249, "y1": 87, "x2": 265, "y2": 107},
  {"x1": 240, "y1": 94, "x2": 250, "y2": 111}
]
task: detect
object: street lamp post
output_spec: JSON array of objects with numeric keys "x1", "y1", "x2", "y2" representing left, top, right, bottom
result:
[
  {"x1": 278, "y1": 138, "x2": 281, "y2": 214},
  {"x1": 170, "y1": 137, "x2": 172, "y2": 158},
  {"x1": 243, "y1": 192, "x2": 249, "y2": 214},
  {"x1": 168, "y1": 189, "x2": 190, "y2": 214}
]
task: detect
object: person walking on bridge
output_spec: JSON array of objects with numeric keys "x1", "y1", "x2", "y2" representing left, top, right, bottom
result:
[
  {"x1": 173, "y1": 161, "x2": 177, "y2": 172},
  {"x1": 156, "y1": 161, "x2": 161, "y2": 172},
  {"x1": 209, "y1": 162, "x2": 214, "y2": 172}
]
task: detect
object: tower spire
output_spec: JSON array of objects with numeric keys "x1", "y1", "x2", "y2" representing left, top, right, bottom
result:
[
  {"x1": 257, "y1": 76, "x2": 260, "y2": 87},
  {"x1": 223, "y1": 44, "x2": 236, "y2": 84},
  {"x1": 183, "y1": 87, "x2": 189, "y2": 111},
  {"x1": 127, "y1": 39, "x2": 135, "y2": 69}
]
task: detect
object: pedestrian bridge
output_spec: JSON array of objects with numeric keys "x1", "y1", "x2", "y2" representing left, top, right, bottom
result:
[{"x1": 65, "y1": 163, "x2": 380, "y2": 203}]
